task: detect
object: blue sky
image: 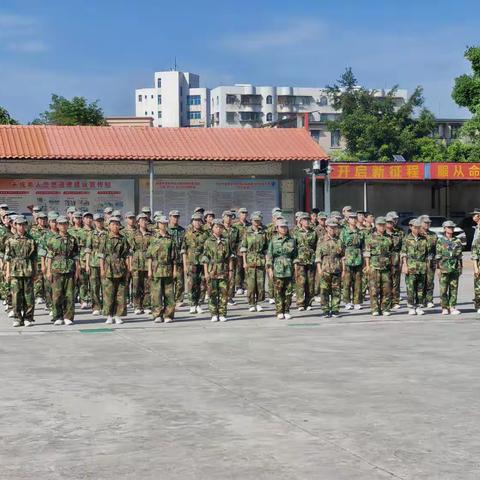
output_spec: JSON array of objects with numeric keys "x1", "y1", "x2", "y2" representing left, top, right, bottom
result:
[{"x1": 0, "y1": 0, "x2": 478, "y2": 123}]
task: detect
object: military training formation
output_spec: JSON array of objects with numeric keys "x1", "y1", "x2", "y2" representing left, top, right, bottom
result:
[{"x1": 1, "y1": 203, "x2": 479, "y2": 327}]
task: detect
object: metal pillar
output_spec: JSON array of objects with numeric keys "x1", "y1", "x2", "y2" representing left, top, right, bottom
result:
[
  {"x1": 311, "y1": 173, "x2": 317, "y2": 209},
  {"x1": 149, "y1": 160, "x2": 154, "y2": 213},
  {"x1": 363, "y1": 181, "x2": 368, "y2": 212},
  {"x1": 324, "y1": 174, "x2": 331, "y2": 214}
]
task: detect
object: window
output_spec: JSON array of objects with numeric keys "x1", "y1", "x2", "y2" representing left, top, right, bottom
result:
[
  {"x1": 216, "y1": 96, "x2": 219, "y2": 105},
  {"x1": 266, "y1": 112, "x2": 273, "y2": 122},
  {"x1": 319, "y1": 96, "x2": 328, "y2": 106},
  {"x1": 187, "y1": 95, "x2": 201, "y2": 105},
  {"x1": 144, "y1": 95, "x2": 147, "y2": 99},
  {"x1": 157, "y1": 95, "x2": 162, "y2": 105},
  {"x1": 226, "y1": 94, "x2": 237, "y2": 104},
  {"x1": 158, "y1": 111, "x2": 162, "y2": 118},
  {"x1": 188, "y1": 111, "x2": 201, "y2": 120},
  {"x1": 144, "y1": 111, "x2": 148, "y2": 115},
  {"x1": 310, "y1": 130, "x2": 320, "y2": 142},
  {"x1": 151, "y1": 95, "x2": 154, "y2": 99},
  {"x1": 138, "y1": 95, "x2": 142, "y2": 102},
  {"x1": 226, "y1": 112, "x2": 236, "y2": 123},
  {"x1": 266, "y1": 95, "x2": 273, "y2": 104},
  {"x1": 239, "y1": 112, "x2": 261, "y2": 122},
  {"x1": 151, "y1": 111, "x2": 154, "y2": 115},
  {"x1": 157, "y1": 78, "x2": 161, "y2": 88},
  {"x1": 331, "y1": 129, "x2": 341, "y2": 148}
]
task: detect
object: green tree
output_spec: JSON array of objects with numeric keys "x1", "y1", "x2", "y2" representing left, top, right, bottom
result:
[
  {"x1": 452, "y1": 46, "x2": 480, "y2": 142},
  {"x1": 32, "y1": 94, "x2": 106, "y2": 126},
  {"x1": 0, "y1": 106, "x2": 19, "y2": 125},
  {"x1": 326, "y1": 68, "x2": 437, "y2": 162}
]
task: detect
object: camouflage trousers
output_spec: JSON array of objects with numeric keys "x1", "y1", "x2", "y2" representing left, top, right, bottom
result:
[
  {"x1": 405, "y1": 273, "x2": 425, "y2": 307},
  {"x1": 132, "y1": 270, "x2": 151, "y2": 310},
  {"x1": 76, "y1": 268, "x2": 90, "y2": 303},
  {"x1": 295, "y1": 264, "x2": 315, "y2": 308},
  {"x1": 235, "y1": 255, "x2": 246, "y2": 291},
  {"x1": 33, "y1": 263, "x2": 45, "y2": 300},
  {"x1": 44, "y1": 274, "x2": 52, "y2": 309},
  {"x1": 273, "y1": 276, "x2": 293, "y2": 315},
  {"x1": 89, "y1": 266, "x2": 102, "y2": 312},
  {"x1": 342, "y1": 265, "x2": 363, "y2": 305},
  {"x1": 439, "y1": 272, "x2": 459, "y2": 308},
  {"x1": 391, "y1": 265, "x2": 402, "y2": 305},
  {"x1": 11, "y1": 276, "x2": 34, "y2": 322},
  {"x1": 151, "y1": 276, "x2": 175, "y2": 319},
  {"x1": 173, "y1": 263, "x2": 185, "y2": 303},
  {"x1": 228, "y1": 258, "x2": 237, "y2": 300},
  {"x1": 187, "y1": 264, "x2": 204, "y2": 307},
  {"x1": 245, "y1": 266, "x2": 265, "y2": 306},
  {"x1": 423, "y1": 263, "x2": 436, "y2": 305},
  {"x1": 474, "y1": 274, "x2": 480, "y2": 310},
  {"x1": 368, "y1": 269, "x2": 391, "y2": 313},
  {"x1": 0, "y1": 267, "x2": 11, "y2": 303},
  {"x1": 208, "y1": 278, "x2": 228, "y2": 316},
  {"x1": 268, "y1": 277, "x2": 275, "y2": 299},
  {"x1": 319, "y1": 272, "x2": 341, "y2": 314},
  {"x1": 102, "y1": 276, "x2": 127, "y2": 317},
  {"x1": 52, "y1": 272, "x2": 75, "y2": 321}
]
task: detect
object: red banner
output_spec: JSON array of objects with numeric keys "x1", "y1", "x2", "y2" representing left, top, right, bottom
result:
[
  {"x1": 330, "y1": 163, "x2": 425, "y2": 180},
  {"x1": 429, "y1": 163, "x2": 480, "y2": 180}
]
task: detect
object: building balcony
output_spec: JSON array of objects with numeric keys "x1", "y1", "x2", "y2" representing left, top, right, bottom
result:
[{"x1": 240, "y1": 94, "x2": 263, "y2": 106}]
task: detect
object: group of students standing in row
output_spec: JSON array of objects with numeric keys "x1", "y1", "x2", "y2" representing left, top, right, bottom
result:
[{"x1": 0, "y1": 203, "x2": 478, "y2": 327}]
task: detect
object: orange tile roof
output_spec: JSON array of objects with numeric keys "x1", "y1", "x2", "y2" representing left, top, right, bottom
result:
[{"x1": 0, "y1": 125, "x2": 329, "y2": 162}]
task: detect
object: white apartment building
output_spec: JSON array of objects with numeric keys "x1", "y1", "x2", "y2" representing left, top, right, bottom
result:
[{"x1": 135, "y1": 71, "x2": 210, "y2": 127}]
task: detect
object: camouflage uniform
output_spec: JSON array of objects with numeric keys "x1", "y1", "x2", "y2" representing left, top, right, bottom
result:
[
  {"x1": 293, "y1": 227, "x2": 317, "y2": 308},
  {"x1": 234, "y1": 220, "x2": 250, "y2": 292},
  {"x1": 315, "y1": 234, "x2": 344, "y2": 315},
  {"x1": 46, "y1": 233, "x2": 79, "y2": 321},
  {"x1": 401, "y1": 233, "x2": 429, "y2": 308},
  {"x1": 314, "y1": 224, "x2": 327, "y2": 296},
  {"x1": 202, "y1": 234, "x2": 233, "y2": 316},
  {"x1": 122, "y1": 225, "x2": 137, "y2": 305},
  {"x1": 267, "y1": 235, "x2": 297, "y2": 315},
  {"x1": 223, "y1": 224, "x2": 240, "y2": 301},
  {"x1": 68, "y1": 226, "x2": 91, "y2": 303},
  {"x1": 130, "y1": 230, "x2": 153, "y2": 310},
  {"x1": 387, "y1": 228, "x2": 404, "y2": 306},
  {"x1": 265, "y1": 222, "x2": 277, "y2": 299},
  {"x1": 436, "y1": 236, "x2": 463, "y2": 309},
  {"x1": 340, "y1": 227, "x2": 364, "y2": 305},
  {"x1": 29, "y1": 225, "x2": 48, "y2": 301},
  {"x1": 364, "y1": 232, "x2": 393, "y2": 314},
  {"x1": 4, "y1": 233, "x2": 37, "y2": 323},
  {"x1": 423, "y1": 230, "x2": 438, "y2": 306},
  {"x1": 85, "y1": 229, "x2": 107, "y2": 312},
  {"x1": 167, "y1": 224, "x2": 186, "y2": 303},
  {"x1": 183, "y1": 228, "x2": 207, "y2": 307},
  {"x1": 98, "y1": 232, "x2": 130, "y2": 318},
  {"x1": 240, "y1": 226, "x2": 268, "y2": 307},
  {"x1": 41, "y1": 229, "x2": 57, "y2": 309},
  {"x1": 472, "y1": 237, "x2": 480, "y2": 310},
  {"x1": 146, "y1": 233, "x2": 176, "y2": 319},
  {"x1": 0, "y1": 227, "x2": 13, "y2": 302}
]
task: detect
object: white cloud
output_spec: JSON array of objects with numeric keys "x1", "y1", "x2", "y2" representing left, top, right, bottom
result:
[
  {"x1": 5, "y1": 40, "x2": 48, "y2": 53},
  {"x1": 0, "y1": 12, "x2": 48, "y2": 53}
]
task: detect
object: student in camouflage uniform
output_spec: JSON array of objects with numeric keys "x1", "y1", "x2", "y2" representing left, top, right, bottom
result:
[
  {"x1": 130, "y1": 213, "x2": 153, "y2": 314},
  {"x1": 267, "y1": 219, "x2": 297, "y2": 319},
  {"x1": 340, "y1": 212, "x2": 364, "y2": 310},
  {"x1": 202, "y1": 219, "x2": 233, "y2": 322},
  {"x1": 420, "y1": 215, "x2": 438, "y2": 308},
  {"x1": 385, "y1": 212, "x2": 404, "y2": 309},
  {"x1": 266, "y1": 208, "x2": 282, "y2": 303},
  {"x1": 314, "y1": 212, "x2": 328, "y2": 300},
  {"x1": 472, "y1": 235, "x2": 480, "y2": 313},
  {"x1": 46, "y1": 216, "x2": 80, "y2": 325},
  {"x1": 0, "y1": 212, "x2": 14, "y2": 307},
  {"x1": 99, "y1": 217, "x2": 130, "y2": 324},
  {"x1": 234, "y1": 207, "x2": 250, "y2": 294},
  {"x1": 147, "y1": 215, "x2": 176, "y2": 323},
  {"x1": 42, "y1": 212, "x2": 59, "y2": 314},
  {"x1": 293, "y1": 212, "x2": 317, "y2": 310},
  {"x1": 436, "y1": 220, "x2": 463, "y2": 315},
  {"x1": 79, "y1": 212, "x2": 94, "y2": 308},
  {"x1": 167, "y1": 210, "x2": 186, "y2": 305},
  {"x1": 4, "y1": 216, "x2": 37, "y2": 327},
  {"x1": 85, "y1": 213, "x2": 107, "y2": 315},
  {"x1": 309, "y1": 208, "x2": 319, "y2": 228},
  {"x1": 401, "y1": 219, "x2": 429, "y2": 315},
  {"x1": 221, "y1": 211, "x2": 240, "y2": 305},
  {"x1": 183, "y1": 213, "x2": 207, "y2": 314},
  {"x1": 240, "y1": 213, "x2": 268, "y2": 312},
  {"x1": 122, "y1": 212, "x2": 137, "y2": 306},
  {"x1": 364, "y1": 217, "x2": 393, "y2": 316},
  {"x1": 29, "y1": 212, "x2": 48, "y2": 304},
  {"x1": 203, "y1": 210, "x2": 215, "y2": 235},
  {"x1": 315, "y1": 219, "x2": 344, "y2": 318}
]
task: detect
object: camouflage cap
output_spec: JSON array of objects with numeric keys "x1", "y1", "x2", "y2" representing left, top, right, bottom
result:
[
  {"x1": 82, "y1": 211, "x2": 93, "y2": 218},
  {"x1": 277, "y1": 220, "x2": 289, "y2": 228},
  {"x1": 237, "y1": 207, "x2": 248, "y2": 214},
  {"x1": 48, "y1": 211, "x2": 59, "y2": 220},
  {"x1": 386, "y1": 211, "x2": 399, "y2": 219},
  {"x1": 103, "y1": 206, "x2": 113, "y2": 214},
  {"x1": 299, "y1": 212, "x2": 310, "y2": 220},
  {"x1": 331, "y1": 210, "x2": 341, "y2": 217},
  {"x1": 411, "y1": 219, "x2": 422, "y2": 227},
  {"x1": 14, "y1": 215, "x2": 28, "y2": 224},
  {"x1": 0, "y1": 203, "x2": 8, "y2": 209},
  {"x1": 112, "y1": 210, "x2": 122, "y2": 217},
  {"x1": 204, "y1": 210, "x2": 215, "y2": 217},
  {"x1": 36, "y1": 212, "x2": 48, "y2": 219},
  {"x1": 375, "y1": 216, "x2": 387, "y2": 225},
  {"x1": 124, "y1": 211, "x2": 135, "y2": 218},
  {"x1": 169, "y1": 210, "x2": 180, "y2": 216},
  {"x1": 347, "y1": 212, "x2": 357, "y2": 218},
  {"x1": 273, "y1": 211, "x2": 283, "y2": 219},
  {"x1": 419, "y1": 215, "x2": 431, "y2": 223},
  {"x1": 212, "y1": 218, "x2": 224, "y2": 226},
  {"x1": 93, "y1": 213, "x2": 104, "y2": 221},
  {"x1": 252, "y1": 210, "x2": 262, "y2": 217},
  {"x1": 194, "y1": 207, "x2": 205, "y2": 213},
  {"x1": 191, "y1": 213, "x2": 203, "y2": 221},
  {"x1": 342, "y1": 205, "x2": 353, "y2": 212},
  {"x1": 157, "y1": 215, "x2": 168, "y2": 224},
  {"x1": 469, "y1": 208, "x2": 480, "y2": 215},
  {"x1": 153, "y1": 210, "x2": 164, "y2": 218},
  {"x1": 73, "y1": 211, "x2": 82, "y2": 218},
  {"x1": 408, "y1": 218, "x2": 415, "y2": 226},
  {"x1": 8, "y1": 211, "x2": 17, "y2": 216},
  {"x1": 56, "y1": 215, "x2": 68, "y2": 224},
  {"x1": 385, "y1": 214, "x2": 396, "y2": 223},
  {"x1": 136, "y1": 213, "x2": 148, "y2": 220},
  {"x1": 318, "y1": 211, "x2": 328, "y2": 219},
  {"x1": 442, "y1": 220, "x2": 456, "y2": 228},
  {"x1": 272, "y1": 207, "x2": 282, "y2": 214},
  {"x1": 108, "y1": 216, "x2": 121, "y2": 224},
  {"x1": 325, "y1": 219, "x2": 339, "y2": 227},
  {"x1": 141, "y1": 206, "x2": 151, "y2": 213},
  {"x1": 32, "y1": 205, "x2": 42, "y2": 212},
  {"x1": 222, "y1": 210, "x2": 234, "y2": 217},
  {"x1": 251, "y1": 213, "x2": 262, "y2": 221},
  {"x1": 294, "y1": 211, "x2": 303, "y2": 218},
  {"x1": 67, "y1": 206, "x2": 77, "y2": 214}
]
